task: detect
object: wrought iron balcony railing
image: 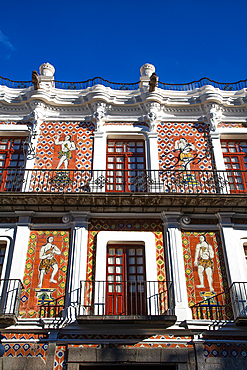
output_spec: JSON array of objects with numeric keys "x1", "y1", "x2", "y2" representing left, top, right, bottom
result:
[
  {"x1": 1, "y1": 75, "x2": 247, "y2": 91},
  {"x1": 0, "y1": 279, "x2": 23, "y2": 327},
  {"x1": 0, "y1": 168, "x2": 246, "y2": 194},
  {"x1": 190, "y1": 290, "x2": 234, "y2": 321},
  {"x1": 79, "y1": 280, "x2": 174, "y2": 317},
  {"x1": 230, "y1": 282, "x2": 247, "y2": 325},
  {"x1": 190, "y1": 282, "x2": 247, "y2": 324}
]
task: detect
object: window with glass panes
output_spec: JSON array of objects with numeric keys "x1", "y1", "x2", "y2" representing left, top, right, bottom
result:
[
  {"x1": 0, "y1": 137, "x2": 26, "y2": 191},
  {"x1": 0, "y1": 243, "x2": 6, "y2": 278},
  {"x1": 106, "y1": 245, "x2": 146, "y2": 315},
  {"x1": 221, "y1": 140, "x2": 247, "y2": 193},
  {"x1": 106, "y1": 140, "x2": 146, "y2": 192}
]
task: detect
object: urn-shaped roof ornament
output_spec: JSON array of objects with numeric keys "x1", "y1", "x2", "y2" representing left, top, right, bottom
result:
[
  {"x1": 39, "y1": 62, "x2": 55, "y2": 77},
  {"x1": 140, "y1": 63, "x2": 155, "y2": 77}
]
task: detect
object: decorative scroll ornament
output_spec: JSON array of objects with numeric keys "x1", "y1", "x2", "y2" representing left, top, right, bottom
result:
[
  {"x1": 92, "y1": 103, "x2": 106, "y2": 131},
  {"x1": 144, "y1": 103, "x2": 160, "y2": 132},
  {"x1": 205, "y1": 104, "x2": 222, "y2": 132}
]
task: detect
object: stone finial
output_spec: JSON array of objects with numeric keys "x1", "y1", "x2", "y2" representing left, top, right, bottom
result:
[
  {"x1": 140, "y1": 63, "x2": 155, "y2": 77},
  {"x1": 39, "y1": 62, "x2": 55, "y2": 77}
]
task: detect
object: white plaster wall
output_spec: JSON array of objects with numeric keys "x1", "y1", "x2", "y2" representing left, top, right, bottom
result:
[
  {"x1": 0, "y1": 227, "x2": 16, "y2": 279},
  {"x1": 221, "y1": 228, "x2": 247, "y2": 283},
  {"x1": 8, "y1": 225, "x2": 30, "y2": 281}
]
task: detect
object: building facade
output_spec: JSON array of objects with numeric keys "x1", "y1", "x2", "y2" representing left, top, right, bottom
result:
[{"x1": 0, "y1": 62, "x2": 247, "y2": 369}]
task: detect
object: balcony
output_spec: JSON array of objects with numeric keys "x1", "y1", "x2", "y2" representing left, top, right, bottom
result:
[
  {"x1": 0, "y1": 279, "x2": 23, "y2": 328},
  {"x1": 0, "y1": 168, "x2": 246, "y2": 194},
  {"x1": 77, "y1": 280, "x2": 176, "y2": 334},
  {"x1": 190, "y1": 282, "x2": 247, "y2": 325},
  {"x1": 230, "y1": 282, "x2": 247, "y2": 325}
]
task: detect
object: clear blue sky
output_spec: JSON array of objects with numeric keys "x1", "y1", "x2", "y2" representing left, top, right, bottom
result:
[{"x1": 1, "y1": 0, "x2": 247, "y2": 84}]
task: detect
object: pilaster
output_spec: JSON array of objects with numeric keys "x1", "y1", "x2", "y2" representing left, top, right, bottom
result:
[
  {"x1": 161, "y1": 212, "x2": 192, "y2": 321},
  {"x1": 92, "y1": 131, "x2": 106, "y2": 170},
  {"x1": 9, "y1": 212, "x2": 33, "y2": 280},
  {"x1": 217, "y1": 212, "x2": 247, "y2": 283},
  {"x1": 66, "y1": 211, "x2": 91, "y2": 320}
]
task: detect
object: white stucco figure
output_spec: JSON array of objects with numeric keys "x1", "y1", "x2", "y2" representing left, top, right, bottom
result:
[
  {"x1": 194, "y1": 235, "x2": 214, "y2": 292},
  {"x1": 175, "y1": 138, "x2": 195, "y2": 171},
  {"x1": 55, "y1": 135, "x2": 76, "y2": 170},
  {"x1": 38, "y1": 236, "x2": 61, "y2": 288}
]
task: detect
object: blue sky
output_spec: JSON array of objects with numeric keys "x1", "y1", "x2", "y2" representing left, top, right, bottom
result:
[{"x1": 1, "y1": 0, "x2": 247, "y2": 84}]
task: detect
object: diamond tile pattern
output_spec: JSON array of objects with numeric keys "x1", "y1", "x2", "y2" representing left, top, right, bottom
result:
[{"x1": 19, "y1": 230, "x2": 70, "y2": 318}]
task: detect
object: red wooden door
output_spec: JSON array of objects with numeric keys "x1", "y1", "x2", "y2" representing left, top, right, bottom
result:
[
  {"x1": 106, "y1": 245, "x2": 146, "y2": 315},
  {"x1": 106, "y1": 140, "x2": 146, "y2": 192}
]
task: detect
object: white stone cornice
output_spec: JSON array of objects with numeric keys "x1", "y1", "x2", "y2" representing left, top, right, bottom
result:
[{"x1": 1, "y1": 84, "x2": 247, "y2": 123}]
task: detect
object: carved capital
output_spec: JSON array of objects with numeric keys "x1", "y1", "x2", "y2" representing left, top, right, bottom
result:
[
  {"x1": 204, "y1": 104, "x2": 222, "y2": 132},
  {"x1": 91, "y1": 102, "x2": 107, "y2": 131},
  {"x1": 143, "y1": 103, "x2": 161, "y2": 131}
]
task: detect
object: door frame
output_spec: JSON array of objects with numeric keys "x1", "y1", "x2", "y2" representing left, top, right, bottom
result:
[{"x1": 94, "y1": 231, "x2": 158, "y2": 315}]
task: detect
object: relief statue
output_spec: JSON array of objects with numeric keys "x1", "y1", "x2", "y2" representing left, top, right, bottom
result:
[
  {"x1": 194, "y1": 235, "x2": 214, "y2": 292},
  {"x1": 55, "y1": 135, "x2": 76, "y2": 170},
  {"x1": 175, "y1": 137, "x2": 195, "y2": 171},
  {"x1": 38, "y1": 236, "x2": 61, "y2": 288}
]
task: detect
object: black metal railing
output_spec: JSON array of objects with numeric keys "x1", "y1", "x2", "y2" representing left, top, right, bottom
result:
[
  {"x1": 55, "y1": 77, "x2": 140, "y2": 91},
  {"x1": 0, "y1": 168, "x2": 246, "y2": 194},
  {"x1": 190, "y1": 289, "x2": 234, "y2": 321},
  {"x1": 158, "y1": 77, "x2": 247, "y2": 92},
  {"x1": 39, "y1": 295, "x2": 65, "y2": 318},
  {"x1": 0, "y1": 279, "x2": 23, "y2": 317},
  {"x1": 1, "y1": 75, "x2": 247, "y2": 91},
  {"x1": 229, "y1": 282, "x2": 247, "y2": 323},
  {"x1": 0, "y1": 76, "x2": 32, "y2": 89},
  {"x1": 79, "y1": 280, "x2": 174, "y2": 316}
]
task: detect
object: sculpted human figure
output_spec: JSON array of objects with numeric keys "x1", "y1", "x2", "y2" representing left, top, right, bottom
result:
[
  {"x1": 55, "y1": 135, "x2": 76, "y2": 170},
  {"x1": 175, "y1": 138, "x2": 195, "y2": 171},
  {"x1": 194, "y1": 235, "x2": 214, "y2": 292},
  {"x1": 38, "y1": 236, "x2": 61, "y2": 288}
]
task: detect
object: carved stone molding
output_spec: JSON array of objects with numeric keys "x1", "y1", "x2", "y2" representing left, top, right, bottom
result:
[{"x1": 204, "y1": 104, "x2": 222, "y2": 132}]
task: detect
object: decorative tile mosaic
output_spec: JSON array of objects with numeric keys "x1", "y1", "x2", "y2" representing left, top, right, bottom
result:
[
  {"x1": 0, "y1": 121, "x2": 20, "y2": 125},
  {"x1": 19, "y1": 230, "x2": 70, "y2": 318},
  {"x1": 157, "y1": 122, "x2": 214, "y2": 171},
  {"x1": 30, "y1": 121, "x2": 95, "y2": 192},
  {"x1": 35, "y1": 121, "x2": 95, "y2": 170},
  {"x1": 204, "y1": 343, "x2": 247, "y2": 358},
  {"x1": 232, "y1": 218, "x2": 247, "y2": 224},
  {"x1": 54, "y1": 345, "x2": 66, "y2": 370},
  {"x1": 182, "y1": 231, "x2": 232, "y2": 320},
  {"x1": 86, "y1": 219, "x2": 165, "y2": 281},
  {"x1": 103, "y1": 122, "x2": 149, "y2": 127},
  {"x1": 31, "y1": 217, "x2": 63, "y2": 224},
  {"x1": 218, "y1": 122, "x2": 247, "y2": 128},
  {"x1": 2, "y1": 333, "x2": 48, "y2": 359},
  {"x1": 0, "y1": 217, "x2": 18, "y2": 223}
]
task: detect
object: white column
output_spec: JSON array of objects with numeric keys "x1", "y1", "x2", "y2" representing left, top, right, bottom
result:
[
  {"x1": 210, "y1": 132, "x2": 225, "y2": 171},
  {"x1": 147, "y1": 131, "x2": 159, "y2": 170},
  {"x1": 8, "y1": 212, "x2": 33, "y2": 281},
  {"x1": 161, "y1": 212, "x2": 192, "y2": 321},
  {"x1": 66, "y1": 211, "x2": 90, "y2": 320},
  {"x1": 92, "y1": 131, "x2": 106, "y2": 170},
  {"x1": 217, "y1": 213, "x2": 247, "y2": 283},
  {"x1": 23, "y1": 114, "x2": 42, "y2": 192}
]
